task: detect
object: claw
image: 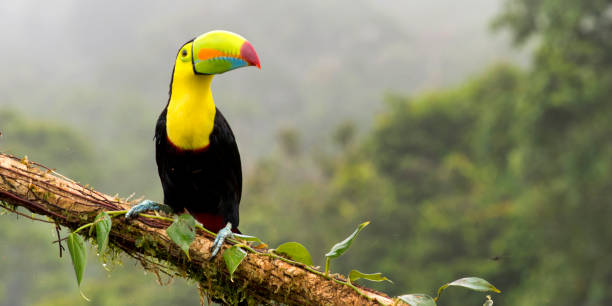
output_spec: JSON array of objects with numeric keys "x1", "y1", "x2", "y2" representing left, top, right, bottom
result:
[
  {"x1": 210, "y1": 222, "x2": 234, "y2": 259},
  {"x1": 125, "y1": 200, "x2": 173, "y2": 220}
]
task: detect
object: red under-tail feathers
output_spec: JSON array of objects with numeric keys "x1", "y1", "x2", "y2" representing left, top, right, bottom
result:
[{"x1": 193, "y1": 213, "x2": 241, "y2": 234}]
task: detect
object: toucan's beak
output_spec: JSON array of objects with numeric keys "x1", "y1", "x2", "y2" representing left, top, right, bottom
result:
[{"x1": 192, "y1": 30, "x2": 261, "y2": 75}]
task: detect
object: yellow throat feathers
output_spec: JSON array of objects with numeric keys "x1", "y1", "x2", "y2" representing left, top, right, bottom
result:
[{"x1": 166, "y1": 43, "x2": 216, "y2": 151}]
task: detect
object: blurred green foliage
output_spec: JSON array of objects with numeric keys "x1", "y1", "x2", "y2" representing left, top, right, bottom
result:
[
  {"x1": 2, "y1": 0, "x2": 611, "y2": 305},
  {"x1": 0, "y1": 112, "x2": 200, "y2": 306},
  {"x1": 245, "y1": 0, "x2": 612, "y2": 304},
  {"x1": 0, "y1": 110, "x2": 99, "y2": 184}
]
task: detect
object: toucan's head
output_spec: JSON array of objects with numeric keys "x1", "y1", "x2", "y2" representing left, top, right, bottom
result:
[{"x1": 175, "y1": 30, "x2": 260, "y2": 75}]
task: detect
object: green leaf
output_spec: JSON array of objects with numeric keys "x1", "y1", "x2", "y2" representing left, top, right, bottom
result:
[
  {"x1": 435, "y1": 277, "x2": 501, "y2": 301},
  {"x1": 348, "y1": 269, "x2": 392, "y2": 283},
  {"x1": 223, "y1": 245, "x2": 247, "y2": 281},
  {"x1": 438, "y1": 277, "x2": 501, "y2": 295},
  {"x1": 274, "y1": 242, "x2": 314, "y2": 266},
  {"x1": 398, "y1": 294, "x2": 436, "y2": 306},
  {"x1": 447, "y1": 277, "x2": 501, "y2": 293},
  {"x1": 166, "y1": 213, "x2": 196, "y2": 260},
  {"x1": 95, "y1": 211, "x2": 112, "y2": 254},
  {"x1": 325, "y1": 221, "x2": 369, "y2": 258},
  {"x1": 67, "y1": 232, "x2": 87, "y2": 286}
]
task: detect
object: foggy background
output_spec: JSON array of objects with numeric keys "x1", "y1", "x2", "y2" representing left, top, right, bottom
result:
[
  {"x1": 0, "y1": 1, "x2": 519, "y2": 195},
  {"x1": 4, "y1": 0, "x2": 609, "y2": 305}
]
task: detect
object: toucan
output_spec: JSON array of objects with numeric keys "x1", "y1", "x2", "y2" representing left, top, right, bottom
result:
[{"x1": 126, "y1": 30, "x2": 260, "y2": 258}]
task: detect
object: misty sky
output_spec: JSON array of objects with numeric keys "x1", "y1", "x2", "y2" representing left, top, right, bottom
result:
[{"x1": 0, "y1": 0, "x2": 522, "y2": 161}]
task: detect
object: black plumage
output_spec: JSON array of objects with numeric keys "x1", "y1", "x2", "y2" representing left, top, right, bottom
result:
[{"x1": 154, "y1": 107, "x2": 242, "y2": 233}]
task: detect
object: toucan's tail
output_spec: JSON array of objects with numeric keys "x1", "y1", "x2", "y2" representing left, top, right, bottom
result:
[{"x1": 193, "y1": 213, "x2": 240, "y2": 233}]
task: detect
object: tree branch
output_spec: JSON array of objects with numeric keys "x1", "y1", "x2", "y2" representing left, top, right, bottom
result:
[{"x1": 0, "y1": 153, "x2": 393, "y2": 305}]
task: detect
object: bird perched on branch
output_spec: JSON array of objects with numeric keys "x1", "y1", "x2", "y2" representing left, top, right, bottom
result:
[{"x1": 126, "y1": 30, "x2": 260, "y2": 258}]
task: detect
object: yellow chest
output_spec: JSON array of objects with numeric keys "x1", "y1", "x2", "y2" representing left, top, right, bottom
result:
[{"x1": 166, "y1": 73, "x2": 216, "y2": 150}]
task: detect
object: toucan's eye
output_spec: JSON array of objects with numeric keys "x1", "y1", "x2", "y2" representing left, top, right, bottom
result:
[{"x1": 180, "y1": 48, "x2": 190, "y2": 62}]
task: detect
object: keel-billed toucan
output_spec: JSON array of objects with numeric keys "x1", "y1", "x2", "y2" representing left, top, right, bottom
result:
[{"x1": 126, "y1": 30, "x2": 260, "y2": 257}]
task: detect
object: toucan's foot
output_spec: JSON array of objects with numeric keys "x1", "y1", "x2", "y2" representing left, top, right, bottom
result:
[
  {"x1": 210, "y1": 222, "x2": 234, "y2": 259},
  {"x1": 125, "y1": 200, "x2": 173, "y2": 220}
]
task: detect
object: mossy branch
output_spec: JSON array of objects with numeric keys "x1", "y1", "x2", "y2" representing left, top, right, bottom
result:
[{"x1": 0, "y1": 153, "x2": 393, "y2": 305}]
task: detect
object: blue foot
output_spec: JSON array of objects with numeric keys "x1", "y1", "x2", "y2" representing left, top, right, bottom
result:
[
  {"x1": 125, "y1": 200, "x2": 173, "y2": 220},
  {"x1": 210, "y1": 222, "x2": 234, "y2": 259}
]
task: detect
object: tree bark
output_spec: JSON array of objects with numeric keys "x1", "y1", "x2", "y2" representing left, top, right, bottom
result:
[{"x1": 0, "y1": 153, "x2": 394, "y2": 305}]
